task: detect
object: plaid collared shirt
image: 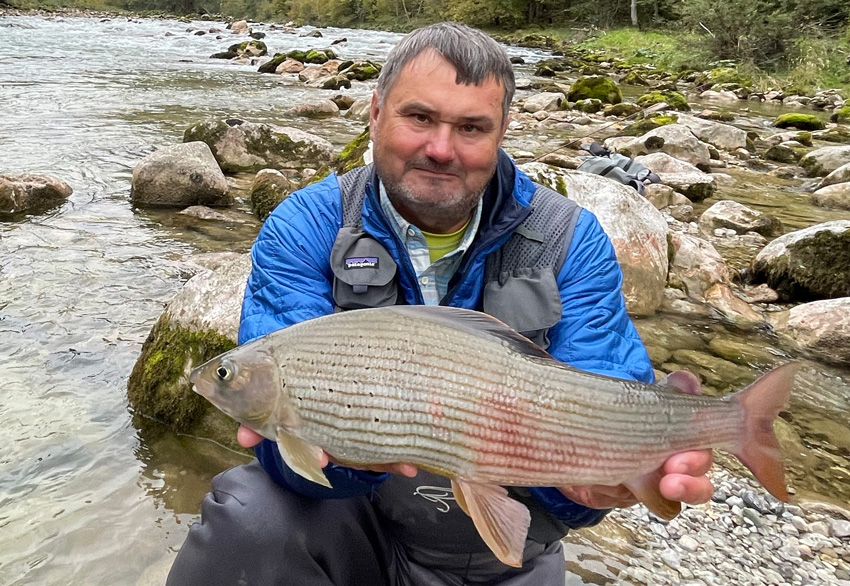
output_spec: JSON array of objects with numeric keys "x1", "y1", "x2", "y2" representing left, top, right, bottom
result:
[{"x1": 379, "y1": 182, "x2": 482, "y2": 306}]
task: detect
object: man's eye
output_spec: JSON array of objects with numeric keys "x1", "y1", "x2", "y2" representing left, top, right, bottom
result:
[
  {"x1": 412, "y1": 113, "x2": 429, "y2": 123},
  {"x1": 460, "y1": 124, "x2": 480, "y2": 133}
]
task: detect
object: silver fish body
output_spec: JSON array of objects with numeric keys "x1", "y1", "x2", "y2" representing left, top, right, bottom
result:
[{"x1": 190, "y1": 305, "x2": 798, "y2": 567}]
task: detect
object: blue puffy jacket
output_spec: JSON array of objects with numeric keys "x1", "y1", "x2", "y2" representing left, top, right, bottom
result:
[{"x1": 238, "y1": 154, "x2": 654, "y2": 530}]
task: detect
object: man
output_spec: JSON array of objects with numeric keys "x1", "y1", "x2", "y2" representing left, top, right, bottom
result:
[{"x1": 167, "y1": 22, "x2": 713, "y2": 586}]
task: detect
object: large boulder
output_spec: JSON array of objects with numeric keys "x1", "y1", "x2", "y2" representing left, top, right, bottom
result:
[
  {"x1": 183, "y1": 119, "x2": 335, "y2": 173},
  {"x1": 605, "y1": 124, "x2": 711, "y2": 170},
  {"x1": 519, "y1": 164, "x2": 668, "y2": 315},
  {"x1": 130, "y1": 142, "x2": 231, "y2": 208},
  {"x1": 0, "y1": 173, "x2": 72, "y2": 216},
  {"x1": 812, "y1": 182, "x2": 850, "y2": 211},
  {"x1": 668, "y1": 233, "x2": 729, "y2": 298},
  {"x1": 799, "y1": 145, "x2": 850, "y2": 177},
  {"x1": 772, "y1": 113, "x2": 825, "y2": 131},
  {"x1": 127, "y1": 255, "x2": 252, "y2": 451},
  {"x1": 676, "y1": 114, "x2": 748, "y2": 152},
  {"x1": 751, "y1": 220, "x2": 850, "y2": 301},
  {"x1": 567, "y1": 76, "x2": 622, "y2": 104},
  {"x1": 772, "y1": 298, "x2": 850, "y2": 367},
  {"x1": 699, "y1": 200, "x2": 783, "y2": 237},
  {"x1": 289, "y1": 99, "x2": 341, "y2": 118}
]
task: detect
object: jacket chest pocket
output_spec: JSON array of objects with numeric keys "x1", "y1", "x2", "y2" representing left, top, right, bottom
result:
[
  {"x1": 330, "y1": 227, "x2": 399, "y2": 310},
  {"x1": 482, "y1": 267, "x2": 562, "y2": 349}
]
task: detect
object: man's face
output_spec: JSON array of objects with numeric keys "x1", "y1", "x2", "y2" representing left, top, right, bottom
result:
[{"x1": 370, "y1": 50, "x2": 508, "y2": 233}]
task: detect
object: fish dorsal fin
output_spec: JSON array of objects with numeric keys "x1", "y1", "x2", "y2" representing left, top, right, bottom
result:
[
  {"x1": 276, "y1": 428, "x2": 332, "y2": 488},
  {"x1": 383, "y1": 306, "x2": 552, "y2": 360},
  {"x1": 450, "y1": 478, "x2": 531, "y2": 568},
  {"x1": 660, "y1": 370, "x2": 702, "y2": 396}
]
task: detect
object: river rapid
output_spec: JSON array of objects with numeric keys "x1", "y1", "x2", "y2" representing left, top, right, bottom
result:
[{"x1": 0, "y1": 12, "x2": 848, "y2": 586}]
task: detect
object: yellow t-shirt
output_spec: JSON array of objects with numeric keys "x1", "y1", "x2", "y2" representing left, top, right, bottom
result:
[{"x1": 422, "y1": 220, "x2": 471, "y2": 264}]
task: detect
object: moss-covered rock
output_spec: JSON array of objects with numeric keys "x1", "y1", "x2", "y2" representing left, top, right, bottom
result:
[
  {"x1": 698, "y1": 110, "x2": 735, "y2": 122},
  {"x1": 636, "y1": 90, "x2": 690, "y2": 111},
  {"x1": 285, "y1": 49, "x2": 310, "y2": 62},
  {"x1": 257, "y1": 53, "x2": 287, "y2": 74},
  {"x1": 227, "y1": 40, "x2": 267, "y2": 57},
  {"x1": 765, "y1": 143, "x2": 805, "y2": 164},
  {"x1": 604, "y1": 102, "x2": 642, "y2": 117},
  {"x1": 695, "y1": 68, "x2": 752, "y2": 89},
  {"x1": 752, "y1": 220, "x2": 850, "y2": 301},
  {"x1": 250, "y1": 169, "x2": 292, "y2": 220},
  {"x1": 815, "y1": 127, "x2": 850, "y2": 144},
  {"x1": 772, "y1": 113, "x2": 826, "y2": 131},
  {"x1": 336, "y1": 127, "x2": 371, "y2": 174},
  {"x1": 619, "y1": 113, "x2": 679, "y2": 136},
  {"x1": 575, "y1": 98, "x2": 603, "y2": 113},
  {"x1": 184, "y1": 119, "x2": 335, "y2": 173},
  {"x1": 304, "y1": 48, "x2": 332, "y2": 64},
  {"x1": 534, "y1": 58, "x2": 570, "y2": 77},
  {"x1": 128, "y1": 315, "x2": 237, "y2": 434},
  {"x1": 567, "y1": 75, "x2": 622, "y2": 105},
  {"x1": 621, "y1": 71, "x2": 649, "y2": 86},
  {"x1": 831, "y1": 105, "x2": 850, "y2": 124},
  {"x1": 210, "y1": 50, "x2": 238, "y2": 60},
  {"x1": 340, "y1": 61, "x2": 381, "y2": 81},
  {"x1": 127, "y1": 256, "x2": 252, "y2": 451}
]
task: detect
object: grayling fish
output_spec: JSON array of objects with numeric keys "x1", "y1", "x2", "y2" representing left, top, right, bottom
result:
[{"x1": 190, "y1": 305, "x2": 799, "y2": 567}]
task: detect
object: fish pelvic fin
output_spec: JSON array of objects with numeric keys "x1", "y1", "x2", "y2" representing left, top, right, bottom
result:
[
  {"x1": 624, "y1": 473, "x2": 682, "y2": 520},
  {"x1": 276, "y1": 429, "x2": 332, "y2": 489},
  {"x1": 731, "y1": 361, "x2": 802, "y2": 502},
  {"x1": 450, "y1": 478, "x2": 530, "y2": 568}
]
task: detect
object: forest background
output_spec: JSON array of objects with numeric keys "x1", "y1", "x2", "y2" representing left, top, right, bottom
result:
[{"x1": 4, "y1": 0, "x2": 850, "y2": 94}]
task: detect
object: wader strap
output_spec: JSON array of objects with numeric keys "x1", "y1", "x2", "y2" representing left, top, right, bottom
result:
[{"x1": 338, "y1": 164, "x2": 373, "y2": 228}]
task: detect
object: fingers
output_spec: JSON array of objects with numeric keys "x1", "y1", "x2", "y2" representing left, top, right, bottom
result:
[
  {"x1": 659, "y1": 473, "x2": 715, "y2": 505},
  {"x1": 237, "y1": 425, "x2": 264, "y2": 448},
  {"x1": 558, "y1": 484, "x2": 638, "y2": 509},
  {"x1": 663, "y1": 449, "x2": 713, "y2": 477}
]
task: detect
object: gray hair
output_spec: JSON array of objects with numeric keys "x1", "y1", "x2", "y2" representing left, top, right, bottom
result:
[{"x1": 376, "y1": 22, "x2": 515, "y2": 123}]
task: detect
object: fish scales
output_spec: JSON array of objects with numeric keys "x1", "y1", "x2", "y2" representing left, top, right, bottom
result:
[{"x1": 269, "y1": 312, "x2": 743, "y2": 486}]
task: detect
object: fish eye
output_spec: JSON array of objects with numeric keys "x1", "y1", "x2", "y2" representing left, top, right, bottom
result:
[{"x1": 215, "y1": 363, "x2": 233, "y2": 381}]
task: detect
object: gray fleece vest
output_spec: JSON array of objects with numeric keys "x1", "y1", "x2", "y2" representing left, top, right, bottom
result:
[{"x1": 330, "y1": 164, "x2": 581, "y2": 349}]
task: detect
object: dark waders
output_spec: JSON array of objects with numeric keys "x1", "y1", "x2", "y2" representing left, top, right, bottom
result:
[{"x1": 166, "y1": 461, "x2": 568, "y2": 586}]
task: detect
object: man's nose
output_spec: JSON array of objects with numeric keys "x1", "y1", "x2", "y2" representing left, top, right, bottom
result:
[{"x1": 424, "y1": 124, "x2": 455, "y2": 163}]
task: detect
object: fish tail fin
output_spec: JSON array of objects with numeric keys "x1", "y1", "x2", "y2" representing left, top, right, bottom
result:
[{"x1": 731, "y1": 361, "x2": 801, "y2": 502}]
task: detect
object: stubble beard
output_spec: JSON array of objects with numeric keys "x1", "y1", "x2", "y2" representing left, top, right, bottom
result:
[{"x1": 376, "y1": 156, "x2": 495, "y2": 231}]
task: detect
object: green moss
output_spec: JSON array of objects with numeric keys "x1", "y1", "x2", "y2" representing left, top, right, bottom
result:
[
  {"x1": 831, "y1": 105, "x2": 850, "y2": 124},
  {"x1": 695, "y1": 67, "x2": 752, "y2": 88},
  {"x1": 765, "y1": 144, "x2": 803, "y2": 164},
  {"x1": 621, "y1": 70, "x2": 649, "y2": 86},
  {"x1": 575, "y1": 98, "x2": 603, "y2": 113},
  {"x1": 816, "y1": 127, "x2": 850, "y2": 144},
  {"x1": 620, "y1": 112, "x2": 679, "y2": 136},
  {"x1": 228, "y1": 40, "x2": 267, "y2": 56},
  {"x1": 257, "y1": 53, "x2": 287, "y2": 74},
  {"x1": 568, "y1": 75, "x2": 623, "y2": 104},
  {"x1": 636, "y1": 90, "x2": 690, "y2": 111},
  {"x1": 554, "y1": 175, "x2": 569, "y2": 197},
  {"x1": 753, "y1": 229, "x2": 850, "y2": 301},
  {"x1": 285, "y1": 49, "x2": 310, "y2": 62},
  {"x1": 700, "y1": 110, "x2": 735, "y2": 122},
  {"x1": 251, "y1": 178, "x2": 289, "y2": 221},
  {"x1": 341, "y1": 61, "x2": 381, "y2": 81},
  {"x1": 603, "y1": 102, "x2": 642, "y2": 117},
  {"x1": 795, "y1": 131, "x2": 814, "y2": 147},
  {"x1": 304, "y1": 49, "x2": 329, "y2": 64},
  {"x1": 127, "y1": 315, "x2": 236, "y2": 433},
  {"x1": 210, "y1": 50, "x2": 238, "y2": 59},
  {"x1": 772, "y1": 113, "x2": 826, "y2": 131},
  {"x1": 534, "y1": 58, "x2": 570, "y2": 77},
  {"x1": 329, "y1": 127, "x2": 370, "y2": 176}
]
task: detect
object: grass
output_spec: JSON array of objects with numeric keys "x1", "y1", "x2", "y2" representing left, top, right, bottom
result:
[{"x1": 509, "y1": 25, "x2": 850, "y2": 96}]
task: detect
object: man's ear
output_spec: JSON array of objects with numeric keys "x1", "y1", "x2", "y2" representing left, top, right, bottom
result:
[{"x1": 369, "y1": 92, "x2": 380, "y2": 135}]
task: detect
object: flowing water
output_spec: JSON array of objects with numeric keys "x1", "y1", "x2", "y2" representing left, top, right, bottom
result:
[{"x1": 0, "y1": 13, "x2": 848, "y2": 586}]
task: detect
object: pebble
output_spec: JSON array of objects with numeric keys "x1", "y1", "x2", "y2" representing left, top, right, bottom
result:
[
  {"x1": 833, "y1": 520, "x2": 850, "y2": 539},
  {"x1": 680, "y1": 535, "x2": 701, "y2": 552}
]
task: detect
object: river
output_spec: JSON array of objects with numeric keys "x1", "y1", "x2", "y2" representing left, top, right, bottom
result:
[{"x1": 1, "y1": 12, "x2": 848, "y2": 586}]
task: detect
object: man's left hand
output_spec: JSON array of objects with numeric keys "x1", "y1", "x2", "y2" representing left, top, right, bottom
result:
[{"x1": 558, "y1": 449, "x2": 714, "y2": 510}]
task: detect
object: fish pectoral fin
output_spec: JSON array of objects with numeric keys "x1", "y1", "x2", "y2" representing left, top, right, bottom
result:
[
  {"x1": 451, "y1": 478, "x2": 530, "y2": 568},
  {"x1": 276, "y1": 429, "x2": 332, "y2": 489},
  {"x1": 624, "y1": 473, "x2": 681, "y2": 520}
]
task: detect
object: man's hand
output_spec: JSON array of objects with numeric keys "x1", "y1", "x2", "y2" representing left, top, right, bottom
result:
[
  {"x1": 558, "y1": 449, "x2": 714, "y2": 511},
  {"x1": 237, "y1": 425, "x2": 418, "y2": 478}
]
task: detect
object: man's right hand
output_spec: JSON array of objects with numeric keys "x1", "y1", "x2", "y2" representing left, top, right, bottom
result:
[{"x1": 237, "y1": 424, "x2": 418, "y2": 478}]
